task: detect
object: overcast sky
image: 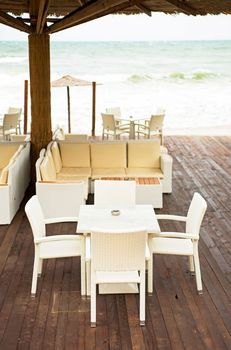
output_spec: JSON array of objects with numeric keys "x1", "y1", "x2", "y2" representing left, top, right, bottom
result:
[{"x1": 0, "y1": 13, "x2": 231, "y2": 41}]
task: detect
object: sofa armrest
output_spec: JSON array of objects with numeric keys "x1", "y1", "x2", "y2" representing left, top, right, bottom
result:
[{"x1": 160, "y1": 153, "x2": 173, "y2": 193}]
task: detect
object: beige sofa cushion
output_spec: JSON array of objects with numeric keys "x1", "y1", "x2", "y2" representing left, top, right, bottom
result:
[
  {"x1": 91, "y1": 143, "x2": 127, "y2": 168},
  {"x1": 91, "y1": 167, "x2": 126, "y2": 179},
  {"x1": 127, "y1": 141, "x2": 160, "y2": 168},
  {"x1": 58, "y1": 167, "x2": 91, "y2": 179},
  {"x1": 0, "y1": 144, "x2": 19, "y2": 169},
  {"x1": 59, "y1": 143, "x2": 90, "y2": 168},
  {"x1": 40, "y1": 155, "x2": 57, "y2": 181},
  {"x1": 126, "y1": 167, "x2": 163, "y2": 178},
  {"x1": 51, "y1": 142, "x2": 62, "y2": 172},
  {"x1": 0, "y1": 166, "x2": 9, "y2": 184}
]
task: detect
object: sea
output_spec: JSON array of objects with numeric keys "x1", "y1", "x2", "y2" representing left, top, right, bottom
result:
[{"x1": 0, "y1": 40, "x2": 231, "y2": 134}]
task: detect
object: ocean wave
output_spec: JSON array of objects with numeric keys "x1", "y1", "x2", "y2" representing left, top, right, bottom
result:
[
  {"x1": 0, "y1": 56, "x2": 27, "y2": 64},
  {"x1": 126, "y1": 70, "x2": 219, "y2": 83},
  {"x1": 169, "y1": 72, "x2": 185, "y2": 79},
  {"x1": 128, "y1": 74, "x2": 153, "y2": 82},
  {"x1": 168, "y1": 70, "x2": 218, "y2": 81},
  {"x1": 191, "y1": 71, "x2": 217, "y2": 80}
]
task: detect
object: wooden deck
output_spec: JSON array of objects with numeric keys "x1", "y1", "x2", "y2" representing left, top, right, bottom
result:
[{"x1": 0, "y1": 136, "x2": 231, "y2": 349}]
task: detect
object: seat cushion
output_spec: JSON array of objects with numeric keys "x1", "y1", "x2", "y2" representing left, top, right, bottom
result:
[
  {"x1": 91, "y1": 167, "x2": 126, "y2": 179},
  {"x1": 57, "y1": 167, "x2": 91, "y2": 178},
  {"x1": 125, "y1": 167, "x2": 163, "y2": 178},
  {"x1": 127, "y1": 141, "x2": 160, "y2": 168},
  {"x1": 91, "y1": 143, "x2": 127, "y2": 168}
]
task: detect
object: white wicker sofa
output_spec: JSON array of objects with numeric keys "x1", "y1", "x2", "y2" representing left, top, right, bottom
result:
[
  {"x1": 36, "y1": 139, "x2": 172, "y2": 216},
  {"x1": 0, "y1": 141, "x2": 30, "y2": 224}
]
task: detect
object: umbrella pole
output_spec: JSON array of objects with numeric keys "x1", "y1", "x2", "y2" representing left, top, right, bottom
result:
[
  {"x1": 91, "y1": 81, "x2": 96, "y2": 137},
  {"x1": 67, "y1": 86, "x2": 71, "y2": 133}
]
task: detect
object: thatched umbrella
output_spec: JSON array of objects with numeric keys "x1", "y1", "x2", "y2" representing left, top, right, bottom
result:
[{"x1": 51, "y1": 74, "x2": 97, "y2": 134}]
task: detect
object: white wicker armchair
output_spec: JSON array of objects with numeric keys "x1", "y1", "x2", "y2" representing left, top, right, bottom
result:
[
  {"x1": 25, "y1": 195, "x2": 86, "y2": 296},
  {"x1": 147, "y1": 192, "x2": 207, "y2": 294},
  {"x1": 90, "y1": 228, "x2": 148, "y2": 327}
]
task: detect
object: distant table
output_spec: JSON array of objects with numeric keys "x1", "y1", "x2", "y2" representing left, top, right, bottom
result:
[
  {"x1": 116, "y1": 116, "x2": 146, "y2": 139},
  {"x1": 77, "y1": 204, "x2": 160, "y2": 294}
]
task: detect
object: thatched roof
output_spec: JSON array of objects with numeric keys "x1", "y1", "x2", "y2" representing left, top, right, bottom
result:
[{"x1": 0, "y1": 1, "x2": 231, "y2": 35}]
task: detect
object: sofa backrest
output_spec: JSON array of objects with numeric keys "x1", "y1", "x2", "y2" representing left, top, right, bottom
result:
[
  {"x1": 51, "y1": 141, "x2": 62, "y2": 173},
  {"x1": 90, "y1": 142, "x2": 127, "y2": 168},
  {"x1": 127, "y1": 140, "x2": 160, "y2": 168},
  {"x1": 0, "y1": 143, "x2": 20, "y2": 169},
  {"x1": 59, "y1": 142, "x2": 90, "y2": 168},
  {"x1": 0, "y1": 144, "x2": 25, "y2": 184},
  {"x1": 0, "y1": 162, "x2": 12, "y2": 184},
  {"x1": 40, "y1": 154, "x2": 57, "y2": 181}
]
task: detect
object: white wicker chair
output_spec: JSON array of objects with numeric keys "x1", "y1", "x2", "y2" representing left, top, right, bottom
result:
[
  {"x1": 8, "y1": 107, "x2": 22, "y2": 134},
  {"x1": 105, "y1": 107, "x2": 121, "y2": 119},
  {"x1": 0, "y1": 113, "x2": 20, "y2": 140},
  {"x1": 94, "y1": 179, "x2": 136, "y2": 207},
  {"x1": 90, "y1": 228, "x2": 148, "y2": 327},
  {"x1": 148, "y1": 192, "x2": 207, "y2": 294},
  {"x1": 25, "y1": 195, "x2": 86, "y2": 296},
  {"x1": 136, "y1": 114, "x2": 165, "y2": 144},
  {"x1": 101, "y1": 113, "x2": 130, "y2": 140}
]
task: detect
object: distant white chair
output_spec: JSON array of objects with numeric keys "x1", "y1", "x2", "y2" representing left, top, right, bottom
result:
[
  {"x1": 0, "y1": 113, "x2": 20, "y2": 140},
  {"x1": 106, "y1": 107, "x2": 130, "y2": 128},
  {"x1": 90, "y1": 228, "x2": 148, "y2": 327},
  {"x1": 25, "y1": 195, "x2": 86, "y2": 296},
  {"x1": 8, "y1": 107, "x2": 22, "y2": 134},
  {"x1": 94, "y1": 180, "x2": 136, "y2": 207},
  {"x1": 136, "y1": 114, "x2": 165, "y2": 144},
  {"x1": 147, "y1": 192, "x2": 207, "y2": 294},
  {"x1": 101, "y1": 113, "x2": 130, "y2": 140},
  {"x1": 105, "y1": 107, "x2": 121, "y2": 119}
]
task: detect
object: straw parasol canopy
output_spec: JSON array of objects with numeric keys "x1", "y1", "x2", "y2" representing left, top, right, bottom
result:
[{"x1": 51, "y1": 75, "x2": 97, "y2": 134}]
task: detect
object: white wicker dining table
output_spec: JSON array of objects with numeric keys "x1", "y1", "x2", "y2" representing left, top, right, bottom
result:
[{"x1": 76, "y1": 204, "x2": 160, "y2": 294}]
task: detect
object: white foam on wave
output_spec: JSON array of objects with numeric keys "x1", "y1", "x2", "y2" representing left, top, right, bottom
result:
[
  {"x1": 0, "y1": 56, "x2": 27, "y2": 64},
  {"x1": 0, "y1": 73, "x2": 29, "y2": 87}
]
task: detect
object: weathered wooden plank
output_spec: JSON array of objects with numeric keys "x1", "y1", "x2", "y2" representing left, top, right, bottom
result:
[{"x1": 0, "y1": 136, "x2": 231, "y2": 349}]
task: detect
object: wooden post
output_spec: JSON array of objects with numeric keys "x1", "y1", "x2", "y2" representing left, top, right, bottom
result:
[
  {"x1": 92, "y1": 81, "x2": 96, "y2": 137},
  {"x1": 23, "y1": 79, "x2": 28, "y2": 134},
  {"x1": 28, "y1": 33, "x2": 52, "y2": 181},
  {"x1": 67, "y1": 86, "x2": 71, "y2": 133}
]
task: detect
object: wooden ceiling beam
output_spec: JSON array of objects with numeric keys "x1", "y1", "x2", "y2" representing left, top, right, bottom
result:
[
  {"x1": 36, "y1": 0, "x2": 49, "y2": 33},
  {"x1": 47, "y1": 0, "x2": 129, "y2": 34},
  {"x1": 165, "y1": 0, "x2": 204, "y2": 15},
  {"x1": 56, "y1": 1, "x2": 131, "y2": 31},
  {"x1": 131, "y1": 0, "x2": 152, "y2": 16},
  {"x1": 0, "y1": 11, "x2": 31, "y2": 33},
  {"x1": 21, "y1": 18, "x2": 59, "y2": 23}
]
